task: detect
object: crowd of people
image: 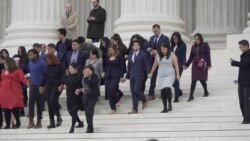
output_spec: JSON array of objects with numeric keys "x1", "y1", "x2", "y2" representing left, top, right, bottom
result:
[
  {"x1": 1, "y1": 0, "x2": 249, "y2": 136},
  {"x1": 0, "y1": 23, "x2": 214, "y2": 133}
]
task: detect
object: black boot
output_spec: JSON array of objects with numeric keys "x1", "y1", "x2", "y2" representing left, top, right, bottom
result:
[
  {"x1": 166, "y1": 88, "x2": 172, "y2": 112},
  {"x1": 47, "y1": 119, "x2": 56, "y2": 129},
  {"x1": 20, "y1": 109, "x2": 25, "y2": 117},
  {"x1": 187, "y1": 95, "x2": 194, "y2": 102},
  {"x1": 187, "y1": 91, "x2": 194, "y2": 102},
  {"x1": 203, "y1": 92, "x2": 209, "y2": 97},
  {"x1": 56, "y1": 116, "x2": 62, "y2": 127},
  {"x1": 12, "y1": 120, "x2": 21, "y2": 129},
  {"x1": 86, "y1": 125, "x2": 94, "y2": 133},
  {"x1": 173, "y1": 97, "x2": 179, "y2": 103},
  {"x1": 160, "y1": 89, "x2": 168, "y2": 113},
  {"x1": 3, "y1": 125, "x2": 10, "y2": 129},
  {"x1": 75, "y1": 121, "x2": 84, "y2": 128},
  {"x1": 69, "y1": 126, "x2": 74, "y2": 133}
]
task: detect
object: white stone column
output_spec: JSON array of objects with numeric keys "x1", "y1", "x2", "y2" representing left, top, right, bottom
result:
[
  {"x1": 193, "y1": 0, "x2": 248, "y2": 49},
  {"x1": 0, "y1": 0, "x2": 65, "y2": 54},
  {"x1": 113, "y1": 0, "x2": 188, "y2": 43},
  {"x1": 0, "y1": 0, "x2": 11, "y2": 42},
  {"x1": 243, "y1": 12, "x2": 250, "y2": 34}
]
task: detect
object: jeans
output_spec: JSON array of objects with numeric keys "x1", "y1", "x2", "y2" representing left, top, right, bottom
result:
[{"x1": 28, "y1": 84, "x2": 44, "y2": 119}]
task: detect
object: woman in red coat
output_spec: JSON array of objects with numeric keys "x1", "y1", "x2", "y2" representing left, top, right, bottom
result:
[{"x1": 0, "y1": 58, "x2": 28, "y2": 129}]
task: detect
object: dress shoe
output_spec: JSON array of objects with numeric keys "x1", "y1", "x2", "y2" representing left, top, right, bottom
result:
[
  {"x1": 161, "y1": 109, "x2": 168, "y2": 113},
  {"x1": 128, "y1": 110, "x2": 138, "y2": 114},
  {"x1": 242, "y1": 119, "x2": 250, "y2": 124},
  {"x1": 142, "y1": 100, "x2": 148, "y2": 109},
  {"x1": 86, "y1": 130, "x2": 94, "y2": 133},
  {"x1": 148, "y1": 96, "x2": 156, "y2": 101},
  {"x1": 47, "y1": 119, "x2": 56, "y2": 129},
  {"x1": 173, "y1": 98, "x2": 179, "y2": 103},
  {"x1": 86, "y1": 126, "x2": 94, "y2": 133},
  {"x1": 75, "y1": 121, "x2": 84, "y2": 128}
]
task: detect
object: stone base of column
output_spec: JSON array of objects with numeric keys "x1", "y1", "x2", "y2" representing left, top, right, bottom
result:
[
  {"x1": 0, "y1": 23, "x2": 61, "y2": 55},
  {"x1": 113, "y1": 16, "x2": 189, "y2": 42},
  {"x1": 227, "y1": 34, "x2": 250, "y2": 50},
  {"x1": 243, "y1": 13, "x2": 250, "y2": 34}
]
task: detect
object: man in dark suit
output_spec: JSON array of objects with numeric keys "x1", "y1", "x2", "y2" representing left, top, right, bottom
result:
[
  {"x1": 87, "y1": 0, "x2": 106, "y2": 43},
  {"x1": 66, "y1": 39, "x2": 86, "y2": 71},
  {"x1": 147, "y1": 24, "x2": 170, "y2": 100},
  {"x1": 122, "y1": 40, "x2": 150, "y2": 114},
  {"x1": 56, "y1": 28, "x2": 72, "y2": 64},
  {"x1": 231, "y1": 40, "x2": 250, "y2": 124}
]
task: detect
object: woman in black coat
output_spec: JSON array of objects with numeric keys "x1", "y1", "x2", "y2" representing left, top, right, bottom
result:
[
  {"x1": 43, "y1": 53, "x2": 65, "y2": 129},
  {"x1": 80, "y1": 65, "x2": 100, "y2": 133},
  {"x1": 170, "y1": 32, "x2": 187, "y2": 102},
  {"x1": 65, "y1": 63, "x2": 84, "y2": 133}
]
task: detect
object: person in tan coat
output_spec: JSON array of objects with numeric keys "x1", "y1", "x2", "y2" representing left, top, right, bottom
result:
[{"x1": 61, "y1": 4, "x2": 79, "y2": 40}]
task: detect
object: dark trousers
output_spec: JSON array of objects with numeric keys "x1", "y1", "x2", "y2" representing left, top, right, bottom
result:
[
  {"x1": 45, "y1": 84, "x2": 61, "y2": 120},
  {"x1": 190, "y1": 80, "x2": 208, "y2": 97},
  {"x1": 83, "y1": 98, "x2": 97, "y2": 129},
  {"x1": 91, "y1": 38, "x2": 101, "y2": 43},
  {"x1": 0, "y1": 108, "x2": 3, "y2": 127},
  {"x1": 28, "y1": 84, "x2": 44, "y2": 119},
  {"x1": 105, "y1": 77, "x2": 120, "y2": 110},
  {"x1": 3, "y1": 108, "x2": 20, "y2": 127},
  {"x1": 67, "y1": 98, "x2": 81, "y2": 127},
  {"x1": 22, "y1": 86, "x2": 28, "y2": 107},
  {"x1": 161, "y1": 87, "x2": 172, "y2": 109},
  {"x1": 173, "y1": 68, "x2": 183, "y2": 98},
  {"x1": 130, "y1": 77, "x2": 146, "y2": 111},
  {"x1": 149, "y1": 66, "x2": 158, "y2": 96},
  {"x1": 238, "y1": 85, "x2": 250, "y2": 122}
]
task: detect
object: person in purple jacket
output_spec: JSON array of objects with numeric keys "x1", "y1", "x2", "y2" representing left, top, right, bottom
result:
[{"x1": 183, "y1": 33, "x2": 211, "y2": 102}]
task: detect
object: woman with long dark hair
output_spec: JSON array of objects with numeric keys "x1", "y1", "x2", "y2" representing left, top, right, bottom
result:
[
  {"x1": 128, "y1": 34, "x2": 149, "y2": 54},
  {"x1": 17, "y1": 46, "x2": 29, "y2": 115},
  {"x1": 42, "y1": 53, "x2": 65, "y2": 128},
  {"x1": 0, "y1": 49, "x2": 9, "y2": 59},
  {"x1": 0, "y1": 58, "x2": 28, "y2": 129},
  {"x1": 65, "y1": 63, "x2": 84, "y2": 133},
  {"x1": 99, "y1": 37, "x2": 110, "y2": 99},
  {"x1": 104, "y1": 45, "x2": 125, "y2": 114},
  {"x1": 80, "y1": 65, "x2": 100, "y2": 133},
  {"x1": 183, "y1": 33, "x2": 211, "y2": 102},
  {"x1": 148, "y1": 43, "x2": 180, "y2": 113},
  {"x1": 170, "y1": 32, "x2": 187, "y2": 102},
  {"x1": 110, "y1": 34, "x2": 127, "y2": 100}
]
